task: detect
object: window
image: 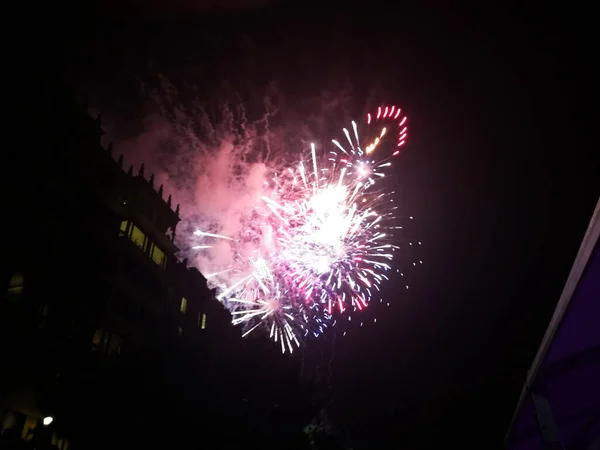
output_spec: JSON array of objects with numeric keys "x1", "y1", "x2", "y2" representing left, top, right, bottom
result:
[
  {"x1": 150, "y1": 243, "x2": 167, "y2": 268},
  {"x1": 119, "y1": 220, "x2": 130, "y2": 235},
  {"x1": 37, "y1": 302, "x2": 50, "y2": 328},
  {"x1": 7, "y1": 272, "x2": 24, "y2": 301},
  {"x1": 201, "y1": 313, "x2": 207, "y2": 330},
  {"x1": 57, "y1": 437, "x2": 71, "y2": 450},
  {"x1": 107, "y1": 334, "x2": 122, "y2": 355},
  {"x1": 180, "y1": 297, "x2": 187, "y2": 314},
  {"x1": 120, "y1": 220, "x2": 170, "y2": 270},
  {"x1": 1, "y1": 410, "x2": 17, "y2": 433},
  {"x1": 92, "y1": 328, "x2": 122, "y2": 355},
  {"x1": 22, "y1": 416, "x2": 38, "y2": 440},
  {"x1": 37, "y1": 303, "x2": 50, "y2": 317},
  {"x1": 91, "y1": 329, "x2": 103, "y2": 350},
  {"x1": 120, "y1": 221, "x2": 168, "y2": 269},
  {"x1": 130, "y1": 225, "x2": 146, "y2": 249}
]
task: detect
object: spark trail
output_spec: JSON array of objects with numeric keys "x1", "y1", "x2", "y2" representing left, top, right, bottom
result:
[{"x1": 194, "y1": 105, "x2": 411, "y2": 353}]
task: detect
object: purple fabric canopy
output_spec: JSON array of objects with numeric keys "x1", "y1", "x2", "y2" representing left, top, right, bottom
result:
[{"x1": 506, "y1": 198, "x2": 600, "y2": 450}]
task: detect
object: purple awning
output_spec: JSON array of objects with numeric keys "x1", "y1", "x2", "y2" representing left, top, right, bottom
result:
[{"x1": 507, "y1": 197, "x2": 600, "y2": 450}]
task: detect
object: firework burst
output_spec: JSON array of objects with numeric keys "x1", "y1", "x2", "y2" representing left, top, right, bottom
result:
[{"x1": 194, "y1": 105, "x2": 410, "y2": 353}]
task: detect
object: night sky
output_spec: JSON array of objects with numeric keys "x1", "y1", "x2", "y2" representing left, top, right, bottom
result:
[{"x1": 14, "y1": 1, "x2": 598, "y2": 448}]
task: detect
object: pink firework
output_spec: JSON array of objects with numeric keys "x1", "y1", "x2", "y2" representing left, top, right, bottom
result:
[{"x1": 195, "y1": 105, "x2": 411, "y2": 353}]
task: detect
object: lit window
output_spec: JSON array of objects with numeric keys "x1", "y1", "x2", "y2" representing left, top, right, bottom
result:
[
  {"x1": 150, "y1": 243, "x2": 167, "y2": 268},
  {"x1": 91, "y1": 328, "x2": 121, "y2": 355},
  {"x1": 22, "y1": 416, "x2": 38, "y2": 440},
  {"x1": 130, "y1": 225, "x2": 146, "y2": 249},
  {"x1": 7, "y1": 272, "x2": 24, "y2": 301},
  {"x1": 201, "y1": 313, "x2": 207, "y2": 329},
  {"x1": 119, "y1": 220, "x2": 129, "y2": 234},
  {"x1": 180, "y1": 297, "x2": 187, "y2": 314}
]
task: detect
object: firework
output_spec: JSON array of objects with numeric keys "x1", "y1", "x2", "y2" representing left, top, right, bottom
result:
[{"x1": 194, "y1": 105, "x2": 410, "y2": 353}]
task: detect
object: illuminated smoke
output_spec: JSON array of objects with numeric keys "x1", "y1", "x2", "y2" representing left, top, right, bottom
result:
[
  {"x1": 98, "y1": 75, "x2": 419, "y2": 353},
  {"x1": 108, "y1": 75, "x2": 350, "y2": 294}
]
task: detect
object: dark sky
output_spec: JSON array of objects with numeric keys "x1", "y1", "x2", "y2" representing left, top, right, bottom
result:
[{"x1": 15, "y1": 1, "x2": 598, "y2": 448}]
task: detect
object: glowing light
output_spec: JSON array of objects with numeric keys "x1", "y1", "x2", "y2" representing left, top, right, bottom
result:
[{"x1": 193, "y1": 104, "x2": 413, "y2": 352}]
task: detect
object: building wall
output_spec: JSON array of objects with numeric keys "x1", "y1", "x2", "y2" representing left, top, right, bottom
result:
[{"x1": 1, "y1": 89, "x2": 240, "y2": 448}]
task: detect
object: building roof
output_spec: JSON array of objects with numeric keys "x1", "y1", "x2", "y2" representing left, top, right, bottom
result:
[{"x1": 506, "y1": 196, "x2": 600, "y2": 449}]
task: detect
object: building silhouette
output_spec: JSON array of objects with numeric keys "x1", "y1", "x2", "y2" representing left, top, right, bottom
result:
[{"x1": 1, "y1": 75, "x2": 315, "y2": 449}]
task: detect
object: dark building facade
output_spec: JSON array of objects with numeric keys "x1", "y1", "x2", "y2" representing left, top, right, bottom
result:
[{"x1": 2, "y1": 78, "x2": 315, "y2": 449}]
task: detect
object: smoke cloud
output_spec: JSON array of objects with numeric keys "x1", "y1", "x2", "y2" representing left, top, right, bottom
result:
[{"x1": 104, "y1": 75, "x2": 353, "y2": 294}]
